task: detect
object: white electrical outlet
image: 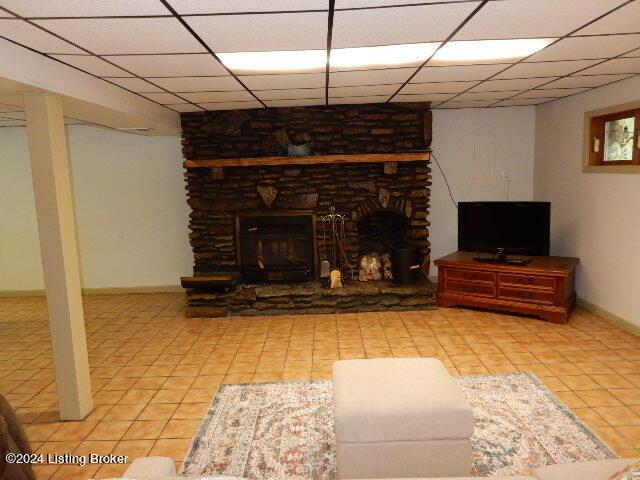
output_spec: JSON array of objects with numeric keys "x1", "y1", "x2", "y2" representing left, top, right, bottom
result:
[
  {"x1": 116, "y1": 230, "x2": 124, "y2": 242},
  {"x1": 502, "y1": 170, "x2": 510, "y2": 180}
]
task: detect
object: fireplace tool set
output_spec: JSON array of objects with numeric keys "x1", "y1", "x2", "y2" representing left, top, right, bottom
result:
[{"x1": 320, "y1": 206, "x2": 355, "y2": 285}]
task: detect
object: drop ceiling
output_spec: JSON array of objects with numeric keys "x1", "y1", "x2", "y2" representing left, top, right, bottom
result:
[{"x1": 0, "y1": 0, "x2": 639, "y2": 111}]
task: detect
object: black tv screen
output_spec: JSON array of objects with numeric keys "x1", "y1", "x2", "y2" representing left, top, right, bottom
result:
[{"x1": 458, "y1": 202, "x2": 550, "y2": 256}]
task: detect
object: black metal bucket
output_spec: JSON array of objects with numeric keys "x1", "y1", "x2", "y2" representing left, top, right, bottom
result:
[{"x1": 390, "y1": 245, "x2": 421, "y2": 285}]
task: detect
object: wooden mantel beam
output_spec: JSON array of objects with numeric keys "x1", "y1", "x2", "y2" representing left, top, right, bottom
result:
[{"x1": 183, "y1": 152, "x2": 430, "y2": 168}]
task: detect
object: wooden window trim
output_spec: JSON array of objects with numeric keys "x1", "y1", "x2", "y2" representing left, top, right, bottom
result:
[{"x1": 584, "y1": 100, "x2": 640, "y2": 173}]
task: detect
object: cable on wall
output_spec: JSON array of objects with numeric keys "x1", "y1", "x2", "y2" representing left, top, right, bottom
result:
[{"x1": 430, "y1": 152, "x2": 458, "y2": 210}]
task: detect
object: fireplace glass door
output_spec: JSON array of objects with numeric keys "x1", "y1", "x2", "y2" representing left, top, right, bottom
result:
[{"x1": 238, "y1": 214, "x2": 315, "y2": 283}]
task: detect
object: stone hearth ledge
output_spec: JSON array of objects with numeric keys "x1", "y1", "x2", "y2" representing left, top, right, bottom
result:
[{"x1": 185, "y1": 279, "x2": 437, "y2": 318}]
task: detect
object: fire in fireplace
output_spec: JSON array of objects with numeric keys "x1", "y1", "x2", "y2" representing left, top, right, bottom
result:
[{"x1": 237, "y1": 213, "x2": 316, "y2": 283}]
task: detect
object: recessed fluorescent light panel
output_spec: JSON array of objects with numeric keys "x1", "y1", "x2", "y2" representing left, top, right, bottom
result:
[
  {"x1": 331, "y1": 43, "x2": 440, "y2": 69},
  {"x1": 219, "y1": 39, "x2": 552, "y2": 73},
  {"x1": 432, "y1": 39, "x2": 554, "y2": 64},
  {"x1": 220, "y1": 43, "x2": 440, "y2": 73}
]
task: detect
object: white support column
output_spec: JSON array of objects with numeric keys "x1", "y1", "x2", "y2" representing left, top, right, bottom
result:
[{"x1": 24, "y1": 93, "x2": 92, "y2": 421}]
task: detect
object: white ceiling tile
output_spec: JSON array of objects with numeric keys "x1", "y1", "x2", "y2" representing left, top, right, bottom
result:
[
  {"x1": 540, "y1": 73, "x2": 634, "y2": 89},
  {"x1": 526, "y1": 35, "x2": 640, "y2": 62},
  {"x1": 623, "y1": 48, "x2": 640, "y2": 58},
  {"x1": 0, "y1": 0, "x2": 169, "y2": 17},
  {"x1": 167, "y1": 104, "x2": 205, "y2": 113},
  {"x1": 495, "y1": 98, "x2": 556, "y2": 106},
  {"x1": 105, "y1": 54, "x2": 227, "y2": 77},
  {"x1": 455, "y1": 91, "x2": 518, "y2": 101},
  {"x1": 0, "y1": 19, "x2": 83, "y2": 53},
  {"x1": 51, "y1": 55, "x2": 132, "y2": 76},
  {"x1": 330, "y1": 84, "x2": 399, "y2": 97},
  {"x1": 265, "y1": 98, "x2": 326, "y2": 107},
  {"x1": 513, "y1": 88, "x2": 590, "y2": 98},
  {"x1": 168, "y1": 0, "x2": 327, "y2": 14},
  {"x1": 337, "y1": 0, "x2": 466, "y2": 7},
  {"x1": 412, "y1": 64, "x2": 507, "y2": 83},
  {"x1": 578, "y1": 2, "x2": 640, "y2": 36},
  {"x1": 401, "y1": 81, "x2": 476, "y2": 94},
  {"x1": 435, "y1": 100, "x2": 496, "y2": 109},
  {"x1": 150, "y1": 76, "x2": 241, "y2": 92},
  {"x1": 255, "y1": 88, "x2": 325, "y2": 100},
  {"x1": 329, "y1": 68, "x2": 413, "y2": 86},
  {"x1": 139, "y1": 92, "x2": 185, "y2": 104},
  {"x1": 179, "y1": 91, "x2": 255, "y2": 103},
  {"x1": 577, "y1": 57, "x2": 640, "y2": 76},
  {"x1": 34, "y1": 18, "x2": 205, "y2": 54},
  {"x1": 185, "y1": 12, "x2": 327, "y2": 52},
  {"x1": 198, "y1": 101, "x2": 262, "y2": 110},
  {"x1": 332, "y1": 2, "x2": 480, "y2": 48},
  {"x1": 394, "y1": 93, "x2": 457, "y2": 103},
  {"x1": 471, "y1": 77, "x2": 556, "y2": 92},
  {"x1": 494, "y1": 60, "x2": 601, "y2": 79},
  {"x1": 329, "y1": 95, "x2": 389, "y2": 105},
  {"x1": 454, "y1": 0, "x2": 624, "y2": 40},
  {"x1": 103, "y1": 77, "x2": 163, "y2": 92},
  {"x1": 240, "y1": 73, "x2": 325, "y2": 90}
]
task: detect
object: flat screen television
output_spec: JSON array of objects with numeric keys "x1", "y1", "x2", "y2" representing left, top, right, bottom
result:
[{"x1": 458, "y1": 202, "x2": 550, "y2": 256}]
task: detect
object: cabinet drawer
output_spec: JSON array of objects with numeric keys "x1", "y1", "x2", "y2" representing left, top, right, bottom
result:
[
  {"x1": 446, "y1": 281, "x2": 496, "y2": 298},
  {"x1": 498, "y1": 286, "x2": 555, "y2": 305},
  {"x1": 498, "y1": 273, "x2": 555, "y2": 290},
  {"x1": 446, "y1": 268, "x2": 495, "y2": 284}
]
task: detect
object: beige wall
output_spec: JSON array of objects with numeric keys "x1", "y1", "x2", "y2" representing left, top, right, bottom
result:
[
  {"x1": 429, "y1": 106, "x2": 536, "y2": 272},
  {"x1": 534, "y1": 75, "x2": 640, "y2": 327},
  {"x1": 0, "y1": 125, "x2": 191, "y2": 291},
  {"x1": 2, "y1": 107, "x2": 537, "y2": 291}
]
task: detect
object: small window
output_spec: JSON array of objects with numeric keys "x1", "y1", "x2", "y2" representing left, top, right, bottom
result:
[{"x1": 585, "y1": 105, "x2": 640, "y2": 172}]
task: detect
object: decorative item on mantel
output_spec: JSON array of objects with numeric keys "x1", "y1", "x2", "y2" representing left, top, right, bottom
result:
[{"x1": 287, "y1": 142, "x2": 313, "y2": 157}]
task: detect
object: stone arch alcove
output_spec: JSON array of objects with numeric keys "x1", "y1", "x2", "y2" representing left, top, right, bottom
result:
[{"x1": 357, "y1": 209, "x2": 410, "y2": 257}]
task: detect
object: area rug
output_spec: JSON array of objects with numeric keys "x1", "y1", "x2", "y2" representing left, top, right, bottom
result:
[{"x1": 180, "y1": 373, "x2": 615, "y2": 479}]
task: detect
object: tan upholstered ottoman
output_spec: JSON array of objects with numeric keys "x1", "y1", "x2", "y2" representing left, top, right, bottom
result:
[{"x1": 333, "y1": 358, "x2": 474, "y2": 479}]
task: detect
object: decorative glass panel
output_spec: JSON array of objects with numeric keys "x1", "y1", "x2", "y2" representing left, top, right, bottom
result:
[{"x1": 604, "y1": 116, "x2": 635, "y2": 161}]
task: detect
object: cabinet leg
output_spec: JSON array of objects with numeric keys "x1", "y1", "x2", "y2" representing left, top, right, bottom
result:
[{"x1": 541, "y1": 311, "x2": 568, "y2": 325}]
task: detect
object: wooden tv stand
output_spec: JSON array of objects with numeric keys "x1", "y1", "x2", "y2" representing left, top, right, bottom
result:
[{"x1": 434, "y1": 251, "x2": 578, "y2": 324}]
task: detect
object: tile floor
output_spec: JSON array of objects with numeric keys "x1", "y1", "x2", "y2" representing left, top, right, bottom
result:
[{"x1": 1, "y1": 293, "x2": 639, "y2": 480}]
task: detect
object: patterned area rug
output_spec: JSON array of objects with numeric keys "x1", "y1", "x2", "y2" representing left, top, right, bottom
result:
[{"x1": 180, "y1": 373, "x2": 615, "y2": 479}]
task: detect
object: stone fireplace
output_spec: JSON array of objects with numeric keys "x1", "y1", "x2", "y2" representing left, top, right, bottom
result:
[{"x1": 180, "y1": 102, "x2": 436, "y2": 317}]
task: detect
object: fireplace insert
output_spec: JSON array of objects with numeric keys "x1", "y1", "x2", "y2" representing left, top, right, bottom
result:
[{"x1": 237, "y1": 213, "x2": 316, "y2": 283}]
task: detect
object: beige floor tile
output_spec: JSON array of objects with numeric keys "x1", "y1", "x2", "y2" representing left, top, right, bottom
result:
[
  {"x1": 593, "y1": 406, "x2": 640, "y2": 426},
  {"x1": 160, "y1": 419, "x2": 200, "y2": 439},
  {"x1": 49, "y1": 421, "x2": 98, "y2": 442},
  {"x1": 137, "y1": 403, "x2": 178, "y2": 421},
  {"x1": 616, "y1": 426, "x2": 640, "y2": 448},
  {"x1": 86, "y1": 420, "x2": 132, "y2": 441},
  {"x1": 172, "y1": 403, "x2": 209, "y2": 420},
  {"x1": 4, "y1": 294, "x2": 639, "y2": 464},
  {"x1": 122, "y1": 420, "x2": 168, "y2": 440},
  {"x1": 576, "y1": 389, "x2": 624, "y2": 407}
]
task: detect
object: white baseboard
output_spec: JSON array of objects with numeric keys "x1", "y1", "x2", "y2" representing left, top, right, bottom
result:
[
  {"x1": 577, "y1": 297, "x2": 640, "y2": 337},
  {"x1": 0, "y1": 285, "x2": 184, "y2": 297}
]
